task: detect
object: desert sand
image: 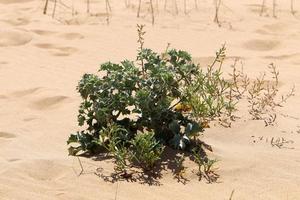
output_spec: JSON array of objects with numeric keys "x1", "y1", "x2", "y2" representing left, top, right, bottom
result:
[{"x1": 1, "y1": 0, "x2": 300, "y2": 199}]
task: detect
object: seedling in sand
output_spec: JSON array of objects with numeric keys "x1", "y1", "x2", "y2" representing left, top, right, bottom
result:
[
  {"x1": 260, "y1": 0, "x2": 266, "y2": 16},
  {"x1": 192, "y1": 148, "x2": 219, "y2": 183},
  {"x1": 214, "y1": 0, "x2": 222, "y2": 26},
  {"x1": 272, "y1": 0, "x2": 277, "y2": 18},
  {"x1": 87, "y1": 0, "x2": 90, "y2": 13},
  {"x1": 174, "y1": 154, "x2": 187, "y2": 183},
  {"x1": 291, "y1": 0, "x2": 296, "y2": 15},
  {"x1": 246, "y1": 63, "x2": 295, "y2": 124},
  {"x1": 43, "y1": 0, "x2": 49, "y2": 14},
  {"x1": 52, "y1": 0, "x2": 57, "y2": 18},
  {"x1": 259, "y1": 0, "x2": 277, "y2": 17},
  {"x1": 137, "y1": 0, "x2": 155, "y2": 25}
]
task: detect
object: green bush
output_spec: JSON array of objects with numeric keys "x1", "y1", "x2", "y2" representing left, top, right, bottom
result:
[{"x1": 68, "y1": 25, "x2": 232, "y2": 178}]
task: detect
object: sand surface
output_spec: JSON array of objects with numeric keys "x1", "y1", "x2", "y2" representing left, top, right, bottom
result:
[{"x1": 1, "y1": 0, "x2": 300, "y2": 199}]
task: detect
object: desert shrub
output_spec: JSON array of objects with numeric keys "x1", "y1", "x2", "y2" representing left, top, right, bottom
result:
[
  {"x1": 130, "y1": 131, "x2": 164, "y2": 170},
  {"x1": 192, "y1": 148, "x2": 219, "y2": 183},
  {"x1": 229, "y1": 62, "x2": 295, "y2": 125},
  {"x1": 68, "y1": 25, "x2": 234, "y2": 179},
  {"x1": 185, "y1": 45, "x2": 236, "y2": 121}
]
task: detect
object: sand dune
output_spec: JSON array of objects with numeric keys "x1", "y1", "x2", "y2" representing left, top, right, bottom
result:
[{"x1": 1, "y1": 0, "x2": 300, "y2": 199}]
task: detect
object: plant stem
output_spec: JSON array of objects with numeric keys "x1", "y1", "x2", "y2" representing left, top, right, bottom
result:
[
  {"x1": 137, "y1": 0, "x2": 142, "y2": 17},
  {"x1": 273, "y1": 0, "x2": 277, "y2": 18},
  {"x1": 87, "y1": 0, "x2": 90, "y2": 13},
  {"x1": 43, "y1": 0, "x2": 49, "y2": 14},
  {"x1": 52, "y1": 0, "x2": 57, "y2": 18},
  {"x1": 150, "y1": 0, "x2": 155, "y2": 25},
  {"x1": 194, "y1": 0, "x2": 198, "y2": 10},
  {"x1": 214, "y1": 0, "x2": 221, "y2": 26},
  {"x1": 291, "y1": 0, "x2": 295, "y2": 15},
  {"x1": 260, "y1": 0, "x2": 266, "y2": 16}
]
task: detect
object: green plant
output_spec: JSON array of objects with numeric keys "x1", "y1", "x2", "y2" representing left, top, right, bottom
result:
[
  {"x1": 186, "y1": 45, "x2": 236, "y2": 122},
  {"x1": 246, "y1": 63, "x2": 295, "y2": 124},
  {"x1": 98, "y1": 124, "x2": 130, "y2": 173},
  {"x1": 68, "y1": 24, "x2": 234, "y2": 179},
  {"x1": 130, "y1": 131, "x2": 164, "y2": 170},
  {"x1": 192, "y1": 148, "x2": 219, "y2": 183},
  {"x1": 174, "y1": 153, "x2": 187, "y2": 183}
]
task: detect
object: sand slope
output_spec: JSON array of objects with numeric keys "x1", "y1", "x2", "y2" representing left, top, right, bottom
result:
[{"x1": 1, "y1": 0, "x2": 300, "y2": 199}]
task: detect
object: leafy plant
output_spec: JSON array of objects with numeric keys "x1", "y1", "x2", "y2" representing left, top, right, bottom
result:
[
  {"x1": 130, "y1": 131, "x2": 164, "y2": 170},
  {"x1": 186, "y1": 45, "x2": 236, "y2": 122},
  {"x1": 192, "y1": 148, "x2": 219, "y2": 183},
  {"x1": 68, "y1": 24, "x2": 232, "y2": 179},
  {"x1": 174, "y1": 153, "x2": 188, "y2": 183},
  {"x1": 67, "y1": 131, "x2": 100, "y2": 156}
]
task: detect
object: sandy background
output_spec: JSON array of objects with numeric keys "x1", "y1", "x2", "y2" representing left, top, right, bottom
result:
[{"x1": 1, "y1": 0, "x2": 300, "y2": 199}]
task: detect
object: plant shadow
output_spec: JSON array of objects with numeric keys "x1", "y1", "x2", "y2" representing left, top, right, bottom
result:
[{"x1": 90, "y1": 140, "x2": 219, "y2": 186}]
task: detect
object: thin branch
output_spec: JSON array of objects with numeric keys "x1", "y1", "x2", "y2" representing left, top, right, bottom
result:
[
  {"x1": 43, "y1": 0, "x2": 49, "y2": 14},
  {"x1": 52, "y1": 0, "x2": 57, "y2": 18},
  {"x1": 137, "y1": 0, "x2": 142, "y2": 17},
  {"x1": 77, "y1": 156, "x2": 84, "y2": 176},
  {"x1": 150, "y1": 0, "x2": 155, "y2": 25},
  {"x1": 260, "y1": 0, "x2": 266, "y2": 16}
]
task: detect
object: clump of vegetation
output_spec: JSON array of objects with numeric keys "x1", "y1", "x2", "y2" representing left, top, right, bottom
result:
[
  {"x1": 67, "y1": 24, "x2": 294, "y2": 183},
  {"x1": 230, "y1": 62, "x2": 295, "y2": 126},
  {"x1": 130, "y1": 131, "x2": 164, "y2": 170},
  {"x1": 174, "y1": 153, "x2": 188, "y2": 183},
  {"x1": 192, "y1": 148, "x2": 219, "y2": 183},
  {"x1": 67, "y1": 24, "x2": 232, "y2": 181}
]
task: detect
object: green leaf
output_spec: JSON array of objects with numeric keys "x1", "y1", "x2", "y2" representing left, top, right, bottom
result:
[
  {"x1": 67, "y1": 134, "x2": 79, "y2": 145},
  {"x1": 184, "y1": 122, "x2": 203, "y2": 137},
  {"x1": 168, "y1": 120, "x2": 180, "y2": 134},
  {"x1": 68, "y1": 146, "x2": 82, "y2": 156},
  {"x1": 169, "y1": 134, "x2": 190, "y2": 150}
]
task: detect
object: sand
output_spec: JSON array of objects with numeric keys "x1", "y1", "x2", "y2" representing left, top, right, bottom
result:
[{"x1": 1, "y1": 0, "x2": 300, "y2": 199}]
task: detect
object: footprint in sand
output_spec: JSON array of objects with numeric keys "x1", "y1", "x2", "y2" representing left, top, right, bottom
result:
[
  {"x1": 7, "y1": 158, "x2": 21, "y2": 162},
  {"x1": 11, "y1": 87, "x2": 42, "y2": 98},
  {"x1": 34, "y1": 43, "x2": 78, "y2": 56},
  {"x1": 59, "y1": 32, "x2": 84, "y2": 40},
  {"x1": 263, "y1": 23, "x2": 287, "y2": 33},
  {"x1": 246, "y1": 4, "x2": 262, "y2": 14},
  {"x1": 0, "y1": 95, "x2": 7, "y2": 99},
  {"x1": 264, "y1": 53, "x2": 300, "y2": 60},
  {"x1": 23, "y1": 116, "x2": 37, "y2": 122},
  {"x1": 0, "y1": 61, "x2": 8, "y2": 65},
  {"x1": 0, "y1": 29, "x2": 32, "y2": 47},
  {"x1": 0, "y1": 132, "x2": 16, "y2": 145},
  {"x1": 21, "y1": 160, "x2": 68, "y2": 181},
  {"x1": 31, "y1": 29, "x2": 57, "y2": 36},
  {"x1": 30, "y1": 96, "x2": 70, "y2": 110},
  {"x1": 31, "y1": 30, "x2": 84, "y2": 41},
  {"x1": 0, "y1": 132, "x2": 16, "y2": 139},
  {"x1": 243, "y1": 39, "x2": 280, "y2": 51},
  {"x1": 255, "y1": 23, "x2": 287, "y2": 35},
  {"x1": 0, "y1": 132, "x2": 15, "y2": 145},
  {"x1": 2, "y1": 17, "x2": 30, "y2": 26}
]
